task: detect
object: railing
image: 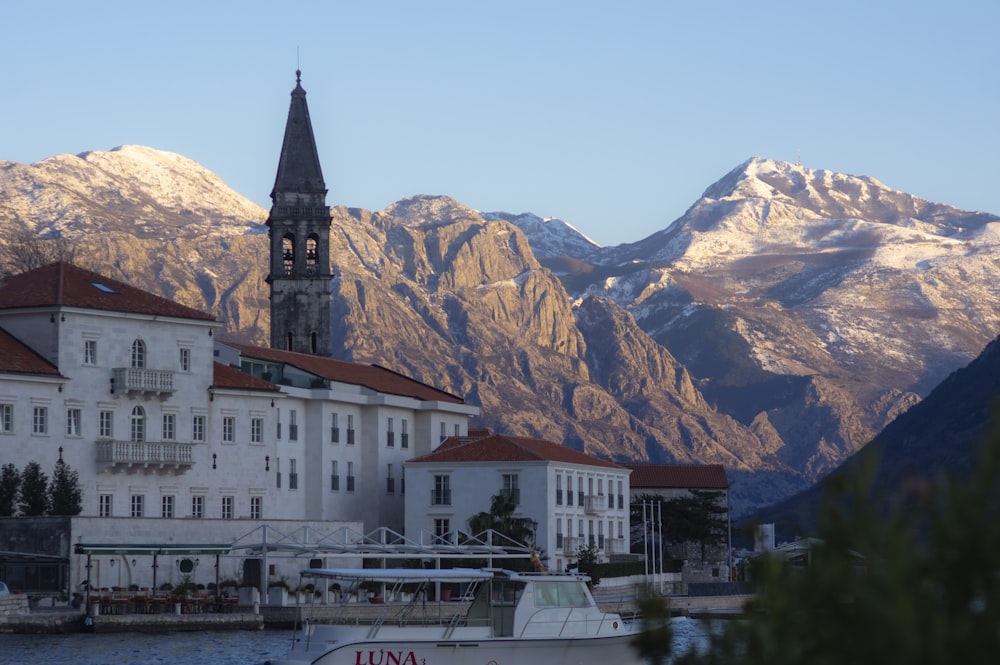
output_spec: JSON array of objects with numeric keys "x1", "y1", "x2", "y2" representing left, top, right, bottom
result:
[
  {"x1": 96, "y1": 440, "x2": 193, "y2": 469},
  {"x1": 584, "y1": 494, "x2": 606, "y2": 514},
  {"x1": 561, "y1": 536, "x2": 583, "y2": 552},
  {"x1": 112, "y1": 368, "x2": 174, "y2": 395},
  {"x1": 431, "y1": 489, "x2": 452, "y2": 506},
  {"x1": 605, "y1": 538, "x2": 628, "y2": 554},
  {"x1": 501, "y1": 488, "x2": 520, "y2": 505}
]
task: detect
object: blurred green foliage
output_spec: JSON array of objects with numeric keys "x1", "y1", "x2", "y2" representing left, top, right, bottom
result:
[{"x1": 637, "y1": 415, "x2": 1000, "y2": 665}]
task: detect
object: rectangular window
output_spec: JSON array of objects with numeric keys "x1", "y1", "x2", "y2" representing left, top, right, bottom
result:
[
  {"x1": 179, "y1": 347, "x2": 191, "y2": 372},
  {"x1": 99, "y1": 494, "x2": 112, "y2": 517},
  {"x1": 192, "y1": 415, "x2": 206, "y2": 443},
  {"x1": 162, "y1": 413, "x2": 176, "y2": 441},
  {"x1": 346, "y1": 462, "x2": 355, "y2": 492},
  {"x1": 502, "y1": 473, "x2": 520, "y2": 505},
  {"x1": 289, "y1": 458, "x2": 298, "y2": 490},
  {"x1": 251, "y1": 417, "x2": 263, "y2": 444},
  {"x1": 99, "y1": 410, "x2": 113, "y2": 439},
  {"x1": 250, "y1": 496, "x2": 262, "y2": 520},
  {"x1": 161, "y1": 495, "x2": 175, "y2": 518},
  {"x1": 386, "y1": 417, "x2": 394, "y2": 447},
  {"x1": 192, "y1": 495, "x2": 204, "y2": 519},
  {"x1": 578, "y1": 477, "x2": 585, "y2": 507},
  {"x1": 66, "y1": 408, "x2": 82, "y2": 436},
  {"x1": 401, "y1": 419, "x2": 409, "y2": 449},
  {"x1": 289, "y1": 410, "x2": 298, "y2": 441},
  {"x1": 32, "y1": 406, "x2": 47, "y2": 435},
  {"x1": 566, "y1": 475, "x2": 574, "y2": 506},
  {"x1": 556, "y1": 474, "x2": 563, "y2": 506},
  {"x1": 386, "y1": 464, "x2": 395, "y2": 494},
  {"x1": 454, "y1": 424, "x2": 460, "y2": 436},
  {"x1": 276, "y1": 458, "x2": 281, "y2": 489},
  {"x1": 346, "y1": 414, "x2": 355, "y2": 445},
  {"x1": 84, "y1": 339, "x2": 97, "y2": 366},
  {"x1": 222, "y1": 416, "x2": 235, "y2": 443},
  {"x1": 131, "y1": 494, "x2": 144, "y2": 518},
  {"x1": 440, "y1": 422, "x2": 446, "y2": 442},
  {"x1": 401, "y1": 467, "x2": 405, "y2": 495},
  {"x1": 0, "y1": 403, "x2": 11, "y2": 433},
  {"x1": 331, "y1": 413, "x2": 339, "y2": 443},
  {"x1": 222, "y1": 496, "x2": 234, "y2": 520},
  {"x1": 618, "y1": 480, "x2": 624, "y2": 510},
  {"x1": 434, "y1": 518, "x2": 451, "y2": 542},
  {"x1": 432, "y1": 475, "x2": 451, "y2": 505},
  {"x1": 331, "y1": 461, "x2": 339, "y2": 491},
  {"x1": 556, "y1": 518, "x2": 563, "y2": 549}
]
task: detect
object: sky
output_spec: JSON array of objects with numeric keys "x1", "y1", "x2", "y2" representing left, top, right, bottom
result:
[{"x1": 3, "y1": 1, "x2": 998, "y2": 247}]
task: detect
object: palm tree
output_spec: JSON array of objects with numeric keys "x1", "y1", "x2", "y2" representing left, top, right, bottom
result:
[{"x1": 468, "y1": 492, "x2": 537, "y2": 548}]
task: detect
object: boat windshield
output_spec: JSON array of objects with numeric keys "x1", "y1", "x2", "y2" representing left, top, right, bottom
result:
[{"x1": 532, "y1": 581, "x2": 590, "y2": 608}]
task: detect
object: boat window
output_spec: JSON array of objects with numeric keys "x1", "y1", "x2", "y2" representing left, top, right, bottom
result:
[{"x1": 534, "y1": 581, "x2": 590, "y2": 608}]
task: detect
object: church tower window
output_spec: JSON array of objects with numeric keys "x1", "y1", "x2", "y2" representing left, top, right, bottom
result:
[{"x1": 282, "y1": 234, "x2": 295, "y2": 275}]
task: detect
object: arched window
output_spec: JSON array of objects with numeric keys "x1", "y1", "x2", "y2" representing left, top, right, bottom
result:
[
  {"x1": 282, "y1": 234, "x2": 295, "y2": 275},
  {"x1": 130, "y1": 405, "x2": 145, "y2": 442},
  {"x1": 306, "y1": 234, "x2": 319, "y2": 274},
  {"x1": 130, "y1": 339, "x2": 146, "y2": 369}
]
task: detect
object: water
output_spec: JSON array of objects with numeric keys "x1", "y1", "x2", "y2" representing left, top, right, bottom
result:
[{"x1": 0, "y1": 620, "x2": 713, "y2": 665}]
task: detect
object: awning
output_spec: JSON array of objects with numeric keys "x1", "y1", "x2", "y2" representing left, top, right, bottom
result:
[{"x1": 73, "y1": 543, "x2": 232, "y2": 556}]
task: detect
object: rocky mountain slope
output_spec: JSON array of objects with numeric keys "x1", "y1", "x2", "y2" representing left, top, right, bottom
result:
[{"x1": 3, "y1": 148, "x2": 998, "y2": 515}]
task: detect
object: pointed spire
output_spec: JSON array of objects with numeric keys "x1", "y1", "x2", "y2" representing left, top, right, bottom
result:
[{"x1": 271, "y1": 70, "x2": 327, "y2": 201}]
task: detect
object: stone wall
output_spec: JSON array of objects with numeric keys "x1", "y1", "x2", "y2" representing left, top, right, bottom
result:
[{"x1": 0, "y1": 595, "x2": 30, "y2": 617}]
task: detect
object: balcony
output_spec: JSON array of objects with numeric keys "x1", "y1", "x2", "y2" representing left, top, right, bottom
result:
[
  {"x1": 584, "y1": 494, "x2": 606, "y2": 515},
  {"x1": 97, "y1": 440, "x2": 192, "y2": 471},
  {"x1": 431, "y1": 489, "x2": 452, "y2": 506},
  {"x1": 561, "y1": 536, "x2": 583, "y2": 553},
  {"x1": 605, "y1": 538, "x2": 628, "y2": 554},
  {"x1": 112, "y1": 368, "x2": 174, "y2": 396}
]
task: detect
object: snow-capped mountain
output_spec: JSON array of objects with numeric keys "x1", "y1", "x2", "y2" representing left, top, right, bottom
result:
[{"x1": 3, "y1": 148, "x2": 998, "y2": 515}]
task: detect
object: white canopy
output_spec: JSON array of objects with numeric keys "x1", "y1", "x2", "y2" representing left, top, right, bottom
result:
[{"x1": 300, "y1": 567, "x2": 495, "y2": 583}]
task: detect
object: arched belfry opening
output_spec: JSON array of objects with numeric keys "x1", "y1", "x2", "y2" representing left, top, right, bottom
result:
[{"x1": 266, "y1": 70, "x2": 333, "y2": 357}]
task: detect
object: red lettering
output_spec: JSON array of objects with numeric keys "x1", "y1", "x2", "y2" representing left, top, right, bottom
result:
[
  {"x1": 354, "y1": 651, "x2": 366, "y2": 665},
  {"x1": 401, "y1": 653, "x2": 418, "y2": 665}
]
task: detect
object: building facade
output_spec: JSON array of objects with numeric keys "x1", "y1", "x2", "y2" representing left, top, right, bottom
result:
[
  {"x1": 405, "y1": 431, "x2": 631, "y2": 574},
  {"x1": 0, "y1": 262, "x2": 476, "y2": 593}
]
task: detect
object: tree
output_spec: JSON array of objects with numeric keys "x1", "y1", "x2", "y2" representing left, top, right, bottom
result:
[
  {"x1": 647, "y1": 414, "x2": 1000, "y2": 665},
  {"x1": 0, "y1": 463, "x2": 20, "y2": 516},
  {"x1": 18, "y1": 461, "x2": 50, "y2": 516},
  {"x1": 576, "y1": 543, "x2": 602, "y2": 586},
  {"x1": 468, "y1": 492, "x2": 537, "y2": 548},
  {"x1": 631, "y1": 490, "x2": 728, "y2": 561},
  {"x1": 49, "y1": 459, "x2": 83, "y2": 515}
]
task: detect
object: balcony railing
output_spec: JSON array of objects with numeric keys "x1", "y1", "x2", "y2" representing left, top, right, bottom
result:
[
  {"x1": 605, "y1": 537, "x2": 628, "y2": 554},
  {"x1": 562, "y1": 536, "x2": 583, "y2": 553},
  {"x1": 431, "y1": 489, "x2": 452, "y2": 506},
  {"x1": 501, "y1": 488, "x2": 520, "y2": 505},
  {"x1": 97, "y1": 440, "x2": 192, "y2": 470},
  {"x1": 584, "y1": 494, "x2": 606, "y2": 515},
  {"x1": 112, "y1": 368, "x2": 174, "y2": 396}
]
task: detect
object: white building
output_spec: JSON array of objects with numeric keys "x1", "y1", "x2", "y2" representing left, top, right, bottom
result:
[
  {"x1": 0, "y1": 262, "x2": 477, "y2": 594},
  {"x1": 404, "y1": 430, "x2": 631, "y2": 573}
]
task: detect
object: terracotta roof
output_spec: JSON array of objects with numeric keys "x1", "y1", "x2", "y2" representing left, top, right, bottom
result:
[
  {"x1": 0, "y1": 328, "x2": 61, "y2": 376},
  {"x1": 0, "y1": 262, "x2": 215, "y2": 321},
  {"x1": 212, "y1": 362, "x2": 281, "y2": 392},
  {"x1": 408, "y1": 433, "x2": 626, "y2": 470},
  {"x1": 226, "y1": 342, "x2": 465, "y2": 404},
  {"x1": 624, "y1": 463, "x2": 729, "y2": 490}
]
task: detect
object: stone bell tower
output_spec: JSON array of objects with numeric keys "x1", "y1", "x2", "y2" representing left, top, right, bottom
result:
[{"x1": 266, "y1": 70, "x2": 333, "y2": 356}]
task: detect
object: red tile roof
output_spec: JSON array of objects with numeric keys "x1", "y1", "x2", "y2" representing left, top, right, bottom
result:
[
  {"x1": 226, "y1": 342, "x2": 465, "y2": 404},
  {"x1": 0, "y1": 262, "x2": 215, "y2": 321},
  {"x1": 0, "y1": 328, "x2": 61, "y2": 376},
  {"x1": 212, "y1": 362, "x2": 281, "y2": 392},
  {"x1": 624, "y1": 463, "x2": 729, "y2": 490},
  {"x1": 409, "y1": 433, "x2": 626, "y2": 469}
]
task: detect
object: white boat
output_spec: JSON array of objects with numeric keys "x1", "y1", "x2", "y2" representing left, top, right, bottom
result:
[{"x1": 265, "y1": 567, "x2": 643, "y2": 665}]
